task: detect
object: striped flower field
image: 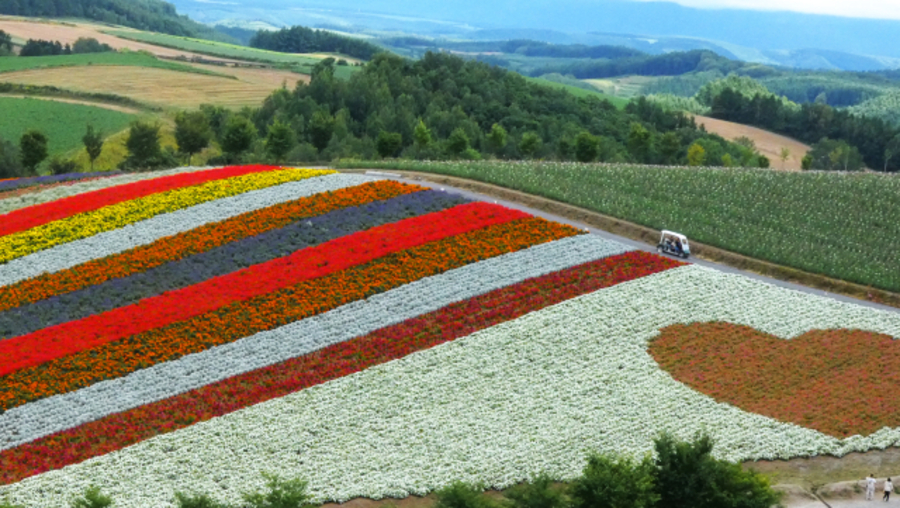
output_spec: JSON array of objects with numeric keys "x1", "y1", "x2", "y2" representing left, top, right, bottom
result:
[{"x1": 1, "y1": 165, "x2": 900, "y2": 507}]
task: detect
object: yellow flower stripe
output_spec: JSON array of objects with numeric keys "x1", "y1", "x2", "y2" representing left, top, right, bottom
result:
[{"x1": 0, "y1": 168, "x2": 334, "y2": 264}]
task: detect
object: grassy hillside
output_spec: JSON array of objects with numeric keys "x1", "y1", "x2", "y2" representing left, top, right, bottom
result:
[
  {"x1": 337, "y1": 160, "x2": 900, "y2": 293},
  {"x1": 0, "y1": 97, "x2": 135, "y2": 165},
  {"x1": 0, "y1": 51, "x2": 227, "y2": 76},
  {"x1": 525, "y1": 76, "x2": 628, "y2": 108}
]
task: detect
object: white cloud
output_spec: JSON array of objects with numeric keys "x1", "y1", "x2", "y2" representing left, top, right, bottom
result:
[{"x1": 636, "y1": 0, "x2": 900, "y2": 20}]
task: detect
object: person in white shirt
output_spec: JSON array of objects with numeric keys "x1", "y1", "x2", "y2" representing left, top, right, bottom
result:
[
  {"x1": 867, "y1": 474, "x2": 878, "y2": 501},
  {"x1": 884, "y1": 478, "x2": 893, "y2": 502}
]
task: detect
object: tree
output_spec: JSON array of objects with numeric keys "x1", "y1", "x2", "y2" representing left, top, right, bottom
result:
[
  {"x1": 266, "y1": 121, "x2": 296, "y2": 163},
  {"x1": 486, "y1": 123, "x2": 508, "y2": 155},
  {"x1": 70, "y1": 486, "x2": 113, "y2": 508},
  {"x1": 124, "y1": 121, "x2": 162, "y2": 168},
  {"x1": 0, "y1": 30, "x2": 12, "y2": 56},
  {"x1": 413, "y1": 119, "x2": 432, "y2": 148},
  {"x1": 687, "y1": 143, "x2": 706, "y2": 166},
  {"x1": 884, "y1": 134, "x2": 900, "y2": 172},
  {"x1": 308, "y1": 110, "x2": 334, "y2": 152},
  {"x1": 801, "y1": 154, "x2": 813, "y2": 170},
  {"x1": 654, "y1": 433, "x2": 780, "y2": 508},
  {"x1": 72, "y1": 37, "x2": 113, "y2": 54},
  {"x1": 0, "y1": 135, "x2": 24, "y2": 178},
  {"x1": 627, "y1": 122, "x2": 652, "y2": 162},
  {"x1": 175, "y1": 111, "x2": 213, "y2": 165},
  {"x1": 221, "y1": 115, "x2": 258, "y2": 161},
  {"x1": 82, "y1": 124, "x2": 103, "y2": 171},
  {"x1": 447, "y1": 128, "x2": 470, "y2": 157},
  {"x1": 574, "y1": 131, "x2": 600, "y2": 163},
  {"x1": 659, "y1": 131, "x2": 681, "y2": 164},
  {"x1": 376, "y1": 130, "x2": 403, "y2": 158},
  {"x1": 807, "y1": 138, "x2": 864, "y2": 171},
  {"x1": 779, "y1": 146, "x2": 791, "y2": 169},
  {"x1": 19, "y1": 130, "x2": 48, "y2": 174},
  {"x1": 518, "y1": 132, "x2": 542, "y2": 159},
  {"x1": 570, "y1": 453, "x2": 658, "y2": 508},
  {"x1": 721, "y1": 153, "x2": 734, "y2": 167}
]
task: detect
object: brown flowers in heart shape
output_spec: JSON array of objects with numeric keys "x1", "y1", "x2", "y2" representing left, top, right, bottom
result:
[{"x1": 649, "y1": 322, "x2": 900, "y2": 438}]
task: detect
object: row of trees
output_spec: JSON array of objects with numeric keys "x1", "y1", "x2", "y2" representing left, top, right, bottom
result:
[
  {"x1": 0, "y1": 125, "x2": 103, "y2": 177},
  {"x1": 0, "y1": 434, "x2": 780, "y2": 508},
  {"x1": 16, "y1": 37, "x2": 113, "y2": 57},
  {"x1": 708, "y1": 85, "x2": 900, "y2": 170},
  {"x1": 249, "y1": 26, "x2": 383, "y2": 61}
]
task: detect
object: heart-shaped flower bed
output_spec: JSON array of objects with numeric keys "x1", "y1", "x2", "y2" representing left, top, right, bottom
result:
[{"x1": 649, "y1": 322, "x2": 900, "y2": 438}]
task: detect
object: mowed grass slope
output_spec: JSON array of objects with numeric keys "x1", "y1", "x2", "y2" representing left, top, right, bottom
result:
[
  {"x1": 0, "y1": 52, "x2": 227, "y2": 76},
  {"x1": 338, "y1": 160, "x2": 900, "y2": 293},
  {"x1": 0, "y1": 96, "x2": 135, "y2": 158},
  {"x1": 526, "y1": 77, "x2": 629, "y2": 108}
]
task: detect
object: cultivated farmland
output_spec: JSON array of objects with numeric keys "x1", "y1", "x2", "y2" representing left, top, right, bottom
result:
[
  {"x1": 339, "y1": 160, "x2": 900, "y2": 293},
  {"x1": 0, "y1": 97, "x2": 135, "y2": 157},
  {"x1": 0, "y1": 66, "x2": 307, "y2": 109},
  {"x1": 0, "y1": 166, "x2": 898, "y2": 508},
  {"x1": 0, "y1": 51, "x2": 226, "y2": 76}
]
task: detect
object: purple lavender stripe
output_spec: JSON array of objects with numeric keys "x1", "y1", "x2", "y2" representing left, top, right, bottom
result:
[
  {"x1": 0, "y1": 171, "x2": 123, "y2": 193},
  {"x1": 0, "y1": 190, "x2": 467, "y2": 339}
]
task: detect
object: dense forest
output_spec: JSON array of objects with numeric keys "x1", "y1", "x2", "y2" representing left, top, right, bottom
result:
[
  {"x1": 218, "y1": 52, "x2": 770, "y2": 167},
  {"x1": 0, "y1": 0, "x2": 233, "y2": 42},
  {"x1": 250, "y1": 26, "x2": 385, "y2": 61}
]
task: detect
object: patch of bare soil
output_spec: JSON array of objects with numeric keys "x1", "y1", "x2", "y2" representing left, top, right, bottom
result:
[
  {"x1": 692, "y1": 115, "x2": 810, "y2": 170},
  {"x1": 0, "y1": 18, "x2": 241, "y2": 61}
]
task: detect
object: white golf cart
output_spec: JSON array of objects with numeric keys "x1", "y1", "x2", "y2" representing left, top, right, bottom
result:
[{"x1": 657, "y1": 230, "x2": 690, "y2": 258}]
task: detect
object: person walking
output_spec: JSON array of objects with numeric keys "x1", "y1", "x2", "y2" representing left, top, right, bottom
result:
[
  {"x1": 884, "y1": 478, "x2": 893, "y2": 501},
  {"x1": 867, "y1": 474, "x2": 878, "y2": 501}
]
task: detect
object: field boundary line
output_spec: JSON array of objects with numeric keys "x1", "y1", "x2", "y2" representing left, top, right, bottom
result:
[{"x1": 346, "y1": 169, "x2": 900, "y2": 310}]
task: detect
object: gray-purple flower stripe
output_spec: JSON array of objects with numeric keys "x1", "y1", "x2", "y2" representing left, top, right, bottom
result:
[
  {"x1": 0, "y1": 234, "x2": 632, "y2": 451},
  {"x1": 0, "y1": 173, "x2": 379, "y2": 287},
  {"x1": 0, "y1": 190, "x2": 467, "y2": 339}
]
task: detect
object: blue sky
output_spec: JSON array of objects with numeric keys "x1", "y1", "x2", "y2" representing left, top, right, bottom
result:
[{"x1": 635, "y1": 0, "x2": 900, "y2": 20}]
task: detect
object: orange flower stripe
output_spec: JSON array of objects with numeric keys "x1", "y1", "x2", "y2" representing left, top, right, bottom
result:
[
  {"x1": 0, "y1": 180, "x2": 423, "y2": 312},
  {"x1": 0, "y1": 217, "x2": 579, "y2": 411}
]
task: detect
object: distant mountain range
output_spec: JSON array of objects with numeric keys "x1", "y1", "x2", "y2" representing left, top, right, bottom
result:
[{"x1": 167, "y1": 0, "x2": 900, "y2": 71}]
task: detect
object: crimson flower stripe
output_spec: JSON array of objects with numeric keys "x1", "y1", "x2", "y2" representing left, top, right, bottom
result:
[
  {"x1": 0, "y1": 190, "x2": 467, "y2": 339},
  {"x1": 0, "y1": 165, "x2": 279, "y2": 237},
  {"x1": 0, "y1": 251, "x2": 679, "y2": 483},
  {"x1": 0, "y1": 202, "x2": 526, "y2": 376}
]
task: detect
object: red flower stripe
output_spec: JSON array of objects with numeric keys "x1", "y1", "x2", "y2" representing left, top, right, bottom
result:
[
  {"x1": 0, "y1": 165, "x2": 280, "y2": 237},
  {"x1": 0, "y1": 202, "x2": 525, "y2": 376},
  {"x1": 0, "y1": 180, "x2": 422, "y2": 312},
  {"x1": 0, "y1": 218, "x2": 577, "y2": 412},
  {"x1": 0, "y1": 251, "x2": 679, "y2": 483}
]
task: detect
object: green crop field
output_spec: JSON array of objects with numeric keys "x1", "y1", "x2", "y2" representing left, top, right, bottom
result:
[
  {"x1": 0, "y1": 51, "x2": 226, "y2": 76},
  {"x1": 526, "y1": 77, "x2": 629, "y2": 108},
  {"x1": 337, "y1": 160, "x2": 900, "y2": 293},
  {"x1": 106, "y1": 30, "x2": 328, "y2": 66},
  {"x1": 0, "y1": 97, "x2": 136, "y2": 166}
]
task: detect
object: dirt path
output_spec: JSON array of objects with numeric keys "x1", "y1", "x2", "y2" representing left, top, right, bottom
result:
[
  {"x1": 0, "y1": 93, "x2": 143, "y2": 114},
  {"x1": 692, "y1": 115, "x2": 811, "y2": 170}
]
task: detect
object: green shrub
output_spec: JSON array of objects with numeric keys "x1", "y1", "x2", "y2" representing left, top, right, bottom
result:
[
  {"x1": 242, "y1": 473, "x2": 312, "y2": 508},
  {"x1": 70, "y1": 486, "x2": 113, "y2": 508},
  {"x1": 504, "y1": 474, "x2": 568, "y2": 508},
  {"x1": 434, "y1": 482, "x2": 497, "y2": 508},
  {"x1": 570, "y1": 453, "x2": 657, "y2": 508},
  {"x1": 174, "y1": 492, "x2": 231, "y2": 508}
]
